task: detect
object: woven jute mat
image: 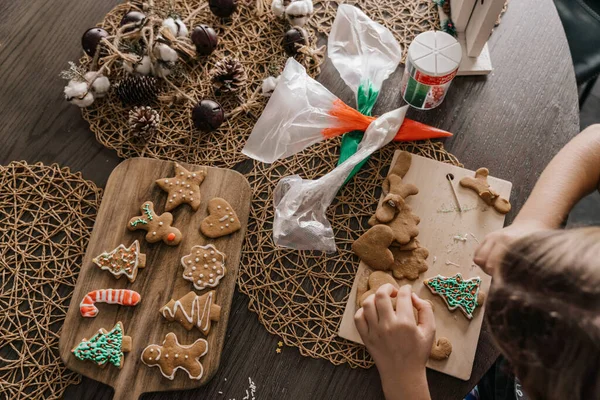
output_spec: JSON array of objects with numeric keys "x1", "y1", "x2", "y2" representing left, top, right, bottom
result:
[
  {"x1": 76, "y1": 0, "x2": 456, "y2": 369},
  {"x1": 0, "y1": 161, "x2": 102, "y2": 399}
]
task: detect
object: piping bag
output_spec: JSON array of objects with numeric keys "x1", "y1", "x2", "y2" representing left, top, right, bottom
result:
[{"x1": 241, "y1": 6, "x2": 451, "y2": 252}]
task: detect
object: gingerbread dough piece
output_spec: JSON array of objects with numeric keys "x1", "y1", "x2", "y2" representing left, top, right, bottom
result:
[
  {"x1": 352, "y1": 225, "x2": 395, "y2": 270},
  {"x1": 128, "y1": 201, "x2": 183, "y2": 245},
  {"x1": 383, "y1": 151, "x2": 412, "y2": 193},
  {"x1": 356, "y1": 271, "x2": 399, "y2": 309},
  {"x1": 393, "y1": 238, "x2": 419, "y2": 251},
  {"x1": 430, "y1": 337, "x2": 453, "y2": 360},
  {"x1": 375, "y1": 193, "x2": 404, "y2": 223},
  {"x1": 156, "y1": 163, "x2": 207, "y2": 212},
  {"x1": 181, "y1": 244, "x2": 227, "y2": 290},
  {"x1": 355, "y1": 269, "x2": 372, "y2": 310},
  {"x1": 141, "y1": 333, "x2": 208, "y2": 380},
  {"x1": 459, "y1": 168, "x2": 511, "y2": 214},
  {"x1": 160, "y1": 291, "x2": 221, "y2": 335},
  {"x1": 200, "y1": 198, "x2": 241, "y2": 238},
  {"x1": 390, "y1": 246, "x2": 429, "y2": 280},
  {"x1": 385, "y1": 203, "x2": 420, "y2": 245}
]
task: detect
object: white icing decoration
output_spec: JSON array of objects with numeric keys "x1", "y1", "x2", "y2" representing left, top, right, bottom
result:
[
  {"x1": 160, "y1": 291, "x2": 216, "y2": 334},
  {"x1": 218, "y1": 215, "x2": 229, "y2": 222}
]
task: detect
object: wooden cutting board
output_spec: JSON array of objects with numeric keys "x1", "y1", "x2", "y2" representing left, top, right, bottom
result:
[
  {"x1": 338, "y1": 151, "x2": 512, "y2": 381},
  {"x1": 58, "y1": 158, "x2": 251, "y2": 400}
]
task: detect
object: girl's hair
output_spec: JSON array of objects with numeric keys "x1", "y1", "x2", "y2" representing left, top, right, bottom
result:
[{"x1": 486, "y1": 227, "x2": 600, "y2": 400}]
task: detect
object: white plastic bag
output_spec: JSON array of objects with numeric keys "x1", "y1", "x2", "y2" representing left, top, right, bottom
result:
[
  {"x1": 272, "y1": 106, "x2": 407, "y2": 252},
  {"x1": 328, "y1": 4, "x2": 402, "y2": 101},
  {"x1": 242, "y1": 58, "x2": 339, "y2": 163}
]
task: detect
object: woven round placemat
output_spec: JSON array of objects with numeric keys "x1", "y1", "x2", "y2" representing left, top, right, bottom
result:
[
  {"x1": 240, "y1": 139, "x2": 461, "y2": 368},
  {"x1": 80, "y1": 0, "x2": 439, "y2": 166},
  {"x1": 0, "y1": 161, "x2": 102, "y2": 399}
]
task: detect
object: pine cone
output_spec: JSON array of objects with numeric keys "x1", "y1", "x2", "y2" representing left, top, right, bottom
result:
[
  {"x1": 128, "y1": 106, "x2": 160, "y2": 140},
  {"x1": 116, "y1": 75, "x2": 160, "y2": 105},
  {"x1": 210, "y1": 57, "x2": 246, "y2": 94}
]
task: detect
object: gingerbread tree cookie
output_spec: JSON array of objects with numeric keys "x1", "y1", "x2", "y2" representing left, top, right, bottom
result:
[
  {"x1": 200, "y1": 198, "x2": 241, "y2": 238},
  {"x1": 181, "y1": 244, "x2": 227, "y2": 290},
  {"x1": 156, "y1": 163, "x2": 207, "y2": 212},
  {"x1": 92, "y1": 240, "x2": 146, "y2": 282},
  {"x1": 127, "y1": 201, "x2": 182, "y2": 246},
  {"x1": 160, "y1": 291, "x2": 221, "y2": 335},
  {"x1": 141, "y1": 333, "x2": 208, "y2": 380},
  {"x1": 424, "y1": 273, "x2": 483, "y2": 320},
  {"x1": 459, "y1": 168, "x2": 511, "y2": 214},
  {"x1": 71, "y1": 321, "x2": 132, "y2": 369}
]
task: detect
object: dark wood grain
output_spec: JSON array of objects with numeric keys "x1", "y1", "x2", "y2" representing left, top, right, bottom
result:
[{"x1": 0, "y1": 0, "x2": 579, "y2": 399}]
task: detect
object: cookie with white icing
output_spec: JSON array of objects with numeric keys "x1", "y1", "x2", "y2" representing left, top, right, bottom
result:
[
  {"x1": 181, "y1": 244, "x2": 227, "y2": 290},
  {"x1": 141, "y1": 333, "x2": 208, "y2": 380}
]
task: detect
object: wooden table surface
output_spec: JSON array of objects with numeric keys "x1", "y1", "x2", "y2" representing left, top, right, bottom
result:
[{"x1": 0, "y1": 0, "x2": 579, "y2": 399}]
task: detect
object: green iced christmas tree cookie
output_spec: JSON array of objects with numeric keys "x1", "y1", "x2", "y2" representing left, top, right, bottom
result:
[
  {"x1": 424, "y1": 273, "x2": 483, "y2": 320},
  {"x1": 72, "y1": 321, "x2": 132, "y2": 368}
]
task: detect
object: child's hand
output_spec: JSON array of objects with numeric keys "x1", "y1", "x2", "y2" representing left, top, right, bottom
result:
[
  {"x1": 354, "y1": 284, "x2": 434, "y2": 400},
  {"x1": 474, "y1": 221, "x2": 547, "y2": 275}
]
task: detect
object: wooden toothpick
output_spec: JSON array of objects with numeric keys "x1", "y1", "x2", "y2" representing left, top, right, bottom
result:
[{"x1": 446, "y1": 173, "x2": 463, "y2": 212}]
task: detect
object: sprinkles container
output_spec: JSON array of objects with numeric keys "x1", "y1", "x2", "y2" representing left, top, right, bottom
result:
[{"x1": 401, "y1": 31, "x2": 462, "y2": 110}]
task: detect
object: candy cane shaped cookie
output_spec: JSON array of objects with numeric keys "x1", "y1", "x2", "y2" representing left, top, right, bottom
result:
[{"x1": 80, "y1": 289, "x2": 141, "y2": 318}]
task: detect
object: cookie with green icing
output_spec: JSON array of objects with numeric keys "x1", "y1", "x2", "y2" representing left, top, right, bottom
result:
[
  {"x1": 423, "y1": 273, "x2": 483, "y2": 320},
  {"x1": 71, "y1": 321, "x2": 132, "y2": 368}
]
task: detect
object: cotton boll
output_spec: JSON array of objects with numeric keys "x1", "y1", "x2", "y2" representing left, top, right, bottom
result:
[
  {"x1": 71, "y1": 92, "x2": 95, "y2": 107},
  {"x1": 136, "y1": 55, "x2": 153, "y2": 75},
  {"x1": 162, "y1": 17, "x2": 188, "y2": 37},
  {"x1": 261, "y1": 75, "x2": 280, "y2": 97},
  {"x1": 285, "y1": 0, "x2": 313, "y2": 27},
  {"x1": 64, "y1": 80, "x2": 88, "y2": 101},
  {"x1": 154, "y1": 62, "x2": 172, "y2": 78},
  {"x1": 84, "y1": 72, "x2": 110, "y2": 97},
  {"x1": 122, "y1": 53, "x2": 141, "y2": 74},
  {"x1": 153, "y1": 42, "x2": 178, "y2": 63},
  {"x1": 271, "y1": 0, "x2": 285, "y2": 17}
]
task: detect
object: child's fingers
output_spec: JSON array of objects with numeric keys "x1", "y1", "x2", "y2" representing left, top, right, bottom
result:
[
  {"x1": 485, "y1": 241, "x2": 508, "y2": 276},
  {"x1": 412, "y1": 293, "x2": 435, "y2": 334},
  {"x1": 375, "y1": 283, "x2": 397, "y2": 322},
  {"x1": 361, "y1": 293, "x2": 379, "y2": 327},
  {"x1": 394, "y1": 285, "x2": 415, "y2": 321},
  {"x1": 474, "y1": 236, "x2": 494, "y2": 269},
  {"x1": 354, "y1": 307, "x2": 369, "y2": 337}
]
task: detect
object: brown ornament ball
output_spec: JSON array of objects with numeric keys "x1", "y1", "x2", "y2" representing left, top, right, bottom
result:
[
  {"x1": 283, "y1": 27, "x2": 307, "y2": 56},
  {"x1": 209, "y1": 0, "x2": 238, "y2": 18},
  {"x1": 81, "y1": 27, "x2": 109, "y2": 57},
  {"x1": 192, "y1": 100, "x2": 225, "y2": 132},
  {"x1": 191, "y1": 25, "x2": 218, "y2": 56},
  {"x1": 120, "y1": 11, "x2": 146, "y2": 32}
]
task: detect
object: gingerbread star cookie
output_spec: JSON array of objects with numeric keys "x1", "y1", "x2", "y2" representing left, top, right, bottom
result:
[
  {"x1": 200, "y1": 198, "x2": 241, "y2": 238},
  {"x1": 127, "y1": 201, "x2": 182, "y2": 246},
  {"x1": 156, "y1": 163, "x2": 207, "y2": 212},
  {"x1": 181, "y1": 244, "x2": 227, "y2": 290},
  {"x1": 141, "y1": 333, "x2": 208, "y2": 380}
]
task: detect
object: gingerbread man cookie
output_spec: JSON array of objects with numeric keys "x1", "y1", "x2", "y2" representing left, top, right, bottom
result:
[
  {"x1": 382, "y1": 151, "x2": 413, "y2": 193},
  {"x1": 390, "y1": 246, "x2": 429, "y2": 280},
  {"x1": 156, "y1": 163, "x2": 207, "y2": 212},
  {"x1": 459, "y1": 168, "x2": 511, "y2": 214},
  {"x1": 128, "y1": 201, "x2": 182, "y2": 246},
  {"x1": 160, "y1": 291, "x2": 221, "y2": 335},
  {"x1": 181, "y1": 244, "x2": 227, "y2": 290},
  {"x1": 200, "y1": 198, "x2": 241, "y2": 238},
  {"x1": 141, "y1": 333, "x2": 208, "y2": 380}
]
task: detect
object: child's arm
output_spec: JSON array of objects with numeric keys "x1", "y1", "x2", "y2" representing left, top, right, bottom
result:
[
  {"x1": 475, "y1": 124, "x2": 600, "y2": 272},
  {"x1": 354, "y1": 284, "x2": 434, "y2": 400}
]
